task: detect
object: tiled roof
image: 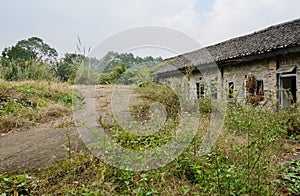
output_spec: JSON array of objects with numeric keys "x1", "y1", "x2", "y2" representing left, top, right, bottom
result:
[{"x1": 156, "y1": 18, "x2": 300, "y2": 75}]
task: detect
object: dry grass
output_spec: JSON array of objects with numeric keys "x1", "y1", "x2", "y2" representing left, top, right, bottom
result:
[
  {"x1": 0, "y1": 115, "x2": 26, "y2": 133},
  {"x1": 0, "y1": 80, "x2": 77, "y2": 133}
]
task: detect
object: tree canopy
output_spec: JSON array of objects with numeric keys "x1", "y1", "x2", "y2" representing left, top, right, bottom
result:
[
  {"x1": 0, "y1": 37, "x2": 163, "y2": 84},
  {"x1": 55, "y1": 53, "x2": 85, "y2": 82},
  {"x1": 1, "y1": 37, "x2": 58, "y2": 66},
  {"x1": 102, "y1": 51, "x2": 162, "y2": 73}
]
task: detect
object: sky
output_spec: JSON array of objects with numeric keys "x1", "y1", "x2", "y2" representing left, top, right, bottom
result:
[{"x1": 0, "y1": 0, "x2": 300, "y2": 58}]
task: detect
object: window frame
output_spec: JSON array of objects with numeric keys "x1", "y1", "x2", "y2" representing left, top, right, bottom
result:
[
  {"x1": 196, "y1": 82, "x2": 205, "y2": 99},
  {"x1": 210, "y1": 79, "x2": 218, "y2": 99},
  {"x1": 244, "y1": 77, "x2": 265, "y2": 101},
  {"x1": 256, "y1": 79, "x2": 264, "y2": 96}
]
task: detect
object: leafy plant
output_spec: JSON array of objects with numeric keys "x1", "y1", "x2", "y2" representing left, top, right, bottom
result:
[
  {"x1": 0, "y1": 80, "x2": 298, "y2": 195},
  {"x1": 0, "y1": 174, "x2": 38, "y2": 195},
  {"x1": 0, "y1": 59, "x2": 55, "y2": 81},
  {"x1": 281, "y1": 160, "x2": 300, "y2": 195}
]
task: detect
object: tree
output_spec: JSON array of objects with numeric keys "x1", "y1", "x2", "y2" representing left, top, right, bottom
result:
[
  {"x1": 1, "y1": 37, "x2": 58, "y2": 66},
  {"x1": 55, "y1": 53, "x2": 85, "y2": 82},
  {"x1": 129, "y1": 66, "x2": 154, "y2": 86},
  {"x1": 100, "y1": 51, "x2": 163, "y2": 73},
  {"x1": 1, "y1": 45, "x2": 35, "y2": 62},
  {"x1": 61, "y1": 53, "x2": 85, "y2": 65},
  {"x1": 99, "y1": 63, "x2": 127, "y2": 84}
]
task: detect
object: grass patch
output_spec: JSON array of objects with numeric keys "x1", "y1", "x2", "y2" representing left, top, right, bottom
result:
[{"x1": 0, "y1": 79, "x2": 83, "y2": 133}]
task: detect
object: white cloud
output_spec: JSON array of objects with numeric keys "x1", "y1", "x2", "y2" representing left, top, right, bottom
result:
[
  {"x1": 0, "y1": 0, "x2": 203, "y2": 56},
  {"x1": 160, "y1": 7, "x2": 202, "y2": 38},
  {"x1": 198, "y1": 0, "x2": 300, "y2": 46},
  {"x1": 96, "y1": 0, "x2": 201, "y2": 34},
  {"x1": 1, "y1": 0, "x2": 299, "y2": 57}
]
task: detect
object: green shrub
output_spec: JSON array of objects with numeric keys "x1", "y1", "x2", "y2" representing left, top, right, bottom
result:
[
  {"x1": 0, "y1": 174, "x2": 39, "y2": 195},
  {"x1": 198, "y1": 97, "x2": 212, "y2": 115},
  {"x1": 281, "y1": 160, "x2": 300, "y2": 195},
  {"x1": 0, "y1": 59, "x2": 54, "y2": 81},
  {"x1": 99, "y1": 73, "x2": 113, "y2": 84},
  {"x1": 136, "y1": 82, "x2": 180, "y2": 119},
  {"x1": 283, "y1": 104, "x2": 300, "y2": 139}
]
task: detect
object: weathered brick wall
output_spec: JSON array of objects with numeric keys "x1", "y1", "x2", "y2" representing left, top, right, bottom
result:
[
  {"x1": 268, "y1": 58, "x2": 278, "y2": 104},
  {"x1": 189, "y1": 72, "x2": 202, "y2": 99},
  {"x1": 160, "y1": 52, "x2": 300, "y2": 104},
  {"x1": 222, "y1": 59, "x2": 273, "y2": 102},
  {"x1": 219, "y1": 53, "x2": 299, "y2": 104},
  {"x1": 189, "y1": 70, "x2": 222, "y2": 100},
  {"x1": 298, "y1": 64, "x2": 300, "y2": 103},
  {"x1": 189, "y1": 60, "x2": 273, "y2": 102}
]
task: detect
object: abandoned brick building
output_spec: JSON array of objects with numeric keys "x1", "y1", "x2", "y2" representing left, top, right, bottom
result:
[{"x1": 155, "y1": 18, "x2": 300, "y2": 107}]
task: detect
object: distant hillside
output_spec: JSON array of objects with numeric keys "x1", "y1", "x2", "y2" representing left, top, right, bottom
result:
[{"x1": 87, "y1": 51, "x2": 163, "y2": 73}]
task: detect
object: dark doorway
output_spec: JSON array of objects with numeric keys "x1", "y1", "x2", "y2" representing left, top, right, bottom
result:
[{"x1": 279, "y1": 76, "x2": 297, "y2": 107}]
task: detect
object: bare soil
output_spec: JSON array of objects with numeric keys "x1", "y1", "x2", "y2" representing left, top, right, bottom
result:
[{"x1": 0, "y1": 116, "x2": 84, "y2": 173}]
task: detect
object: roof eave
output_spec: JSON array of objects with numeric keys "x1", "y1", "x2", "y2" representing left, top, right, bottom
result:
[
  {"x1": 155, "y1": 45, "x2": 300, "y2": 79},
  {"x1": 218, "y1": 45, "x2": 300, "y2": 66}
]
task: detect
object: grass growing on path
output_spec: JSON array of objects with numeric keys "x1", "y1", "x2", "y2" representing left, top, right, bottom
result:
[{"x1": 0, "y1": 79, "x2": 83, "y2": 133}]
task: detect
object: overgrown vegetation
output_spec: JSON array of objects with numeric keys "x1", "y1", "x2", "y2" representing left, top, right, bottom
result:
[
  {"x1": 0, "y1": 79, "x2": 83, "y2": 133},
  {"x1": 1, "y1": 83, "x2": 299, "y2": 195},
  {"x1": 0, "y1": 59, "x2": 54, "y2": 81},
  {"x1": 281, "y1": 160, "x2": 300, "y2": 195},
  {"x1": 98, "y1": 52, "x2": 161, "y2": 85}
]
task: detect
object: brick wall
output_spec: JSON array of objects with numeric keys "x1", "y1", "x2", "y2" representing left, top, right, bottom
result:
[{"x1": 159, "y1": 52, "x2": 300, "y2": 105}]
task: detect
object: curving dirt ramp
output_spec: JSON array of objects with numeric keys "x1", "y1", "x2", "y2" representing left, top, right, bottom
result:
[{"x1": 0, "y1": 85, "x2": 113, "y2": 173}]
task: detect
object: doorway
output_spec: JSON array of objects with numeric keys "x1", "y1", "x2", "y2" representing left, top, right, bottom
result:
[
  {"x1": 279, "y1": 76, "x2": 297, "y2": 107},
  {"x1": 277, "y1": 64, "x2": 297, "y2": 107}
]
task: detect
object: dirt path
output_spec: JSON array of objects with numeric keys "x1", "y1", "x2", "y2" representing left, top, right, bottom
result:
[
  {"x1": 0, "y1": 117, "x2": 84, "y2": 173},
  {"x1": 0, "y1": 85, "x2": 113, "y2": 173}
]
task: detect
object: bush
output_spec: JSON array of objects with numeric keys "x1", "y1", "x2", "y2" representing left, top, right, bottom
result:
[
  {"x1": 55, "y1": 62, "x2": 79, "y2": 82},
  {"x1": 0, "y1": 59, "x2": 54, "y2": 81},
  {"x1": 99, "y1": 73, "x2": 113, "y2": 84},
  {"x1": 281, "y1": 160, "x2": 300, "y2": 195},
  {"x1": 198, "y1": 97, "x2": 212, "y2": 115},
  {"x1": 283, "y1": 104, "x2": 300, "y2": 138},
  {"x1": 136, "y1": 82, "x2": 180, "y2": 120},
  {"x1": 73, "y1": 65, "x2": 99, "y2": 85}
]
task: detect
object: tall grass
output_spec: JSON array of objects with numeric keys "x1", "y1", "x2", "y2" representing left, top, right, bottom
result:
[{"x1": 0, "y1": 60, "x2": 55, "y2": 81}]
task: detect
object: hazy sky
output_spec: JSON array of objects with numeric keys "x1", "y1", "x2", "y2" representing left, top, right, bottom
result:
[{"x1": 1, "y1": 0, "x2": 299, "y2": 58}]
